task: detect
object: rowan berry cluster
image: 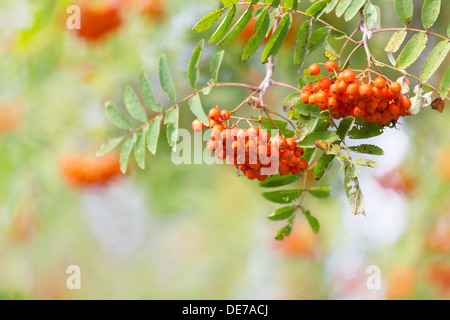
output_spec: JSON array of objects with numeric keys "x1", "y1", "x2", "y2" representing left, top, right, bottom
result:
[
  {"x1": 302, "y1": 61, "x2": 412, "y2": 125},
  {"x1": 192, "y1": 107, "x2": 308, "y2": 181},
  {"x1": 59, "y1": 153, "x2": 121, "y2": 188}
]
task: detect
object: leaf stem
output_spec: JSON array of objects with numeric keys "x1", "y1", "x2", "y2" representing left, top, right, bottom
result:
[{"x1": 373, "y1": 28, "x2": 449, "y2": 41}]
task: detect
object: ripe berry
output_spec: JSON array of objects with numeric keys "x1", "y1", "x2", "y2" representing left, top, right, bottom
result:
[
  {"x1": 293, "y1": 146, "x2": 304, "y2": 158},
  {"x1": 245, "y1": 169, "x2": 258, "y2": 180},
  {"x1": 206, "y1": 140, "x2": 218, "y2": 151},
  {"x1": 308, "y1": 93, "x2": 317, "y2": 104},
  {"x1": 359, "y1": 84, "x2": 372, "y2": 100},
  {"x1": 346, "y1": 82, "x2": 360, "y2": 96},
  {"x1": 208, "y1": 107, "x2": 221, "y2": 120},
  {"x1": 220, "y1": 109, "x2": 231, "y2": 121},
  {"x1": 301, "y1": 92, "x2": 311, "y2": 103},
  {"x1": 296, "y1": 159, "x2": 308, "y2": 172},
  {"x1": 286, "y1": 138, "x2": 297, "y2": 151},
  {"x1": 248, "y1": 126, "x2": 259, "y2": 137},
  {"x1": 390, "y1": 82, "x2": 402, "y2": 93},
  {"x1": 342, "y1": 70, "x2": 356, "y2": 83},
  {"x1": 192, "y1": 119, "x2": 204, "y2": 132},
  {"x1": 325, "y1": 60, "x2": 338, "y2": 72},
  {"x1": 308, "y1": 63, "x2": 321, "y2": 76},
  {"x1": 316, "y1": 90, "x2": 328, "y2": 103},
  {"x1": 374, "y1": 77, "x2": 386, "y2": 88},
  {"x1": 319, "y1": 77, "x2": 331, "y2": 90}
]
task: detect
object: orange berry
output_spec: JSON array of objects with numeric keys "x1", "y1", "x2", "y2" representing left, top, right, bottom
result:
[
  {"x1": 308, "y1": 93, "x2": 317, "y2": 104},
  {"x1": 325, "y1": 60, "x2": 338, "y2": 72},
  {"x1": 329, "y1": 83, "x2": 339, "y2": 96},
  {"x1": 248, "y1": 126, "x2": 259, "y2": 137},
  {"x1": 208, "y1": 107, "x2": 221, "y2": 120},
  {"x1": 328, "y1": 96, "x2": 339, "y2": 109},
  {"x1": 272, "y1": 135, "x2": 288, "y2": 151},
  {"x1": 337, "y1": 72, "x2": 345, "y2": 82},
  {"x1": 278, "y1": 161, "x2": 291, "y2": 176},
  {"x1": 192, "y1": 119, "x2": 204, "y2": 132},
  {"x1": 402, "y1": 98, "x2": 412, "y2": 110},
  {"x1": 367, "y1": 99, "x2": 378, "y2": 114},
  {"x1": 316, "y1": 90, "x2": 328, "y2": 103},
  {"x1": 347, "y1": 82, "x2": 360, "y2": 96},
  {"x1": 338, "y1": 80, "x2": 348, "y2": 93},
  {"x1": 318, "y1": 102, "x2": 328, "y2": 110},
  {"x1": 220, "y1": 110, "x2": 231, "y2": 121},
  {"x1": 286, "y1": 138, "x2": 297, "y2": 151},
  {"x1": 286, "y1": 155, "x2": 298, "y2": 167},
  {"x1": 308, "y1": 63, "x2": 321, "y2": 76},
  {"x1": 280, "y1": 149, "x2": 292, "y2": 160},
  {"x1": 353, "y1": 106, "x2": 366, "y2": 118},
  {"x1": 359, "y1": 84, "x2": 373, "y2": 100},
  {"x1": 246, "y1": 169, "x2": 258, "y2": 180},
  {"x1": 206, "y1": 140, "x2": 218, "y2": 151},
  {"x1": 377, "y1": 100, "x2": 388, "y2": 111},
  {"x1": 387, "y1": 103, "x2": 400, "y2": 116},
  {"x1": 319, "y1": 77, "x2": 331, "y2": 90},
  {"x1": 373, "y1": 77, "x2": 386, "y2": 89},
  {"x1": 294, "y1": 146, "x2": 304, "y2": 158},
  {"x1": 301, "y1": 83, "x2": 313, "y2": 93},
  {"x1": 342, "y1": 70, "x2": 356, "y2": 83},
  {"x1": 301, "y1": 92, "x2": 311, "y2": 104},
  {"x1": 296, "y1": 159, "x2": 308, "y2": 172},
  {"x1": 390, "y1": 81, "x2": 402, "y2": 93}
]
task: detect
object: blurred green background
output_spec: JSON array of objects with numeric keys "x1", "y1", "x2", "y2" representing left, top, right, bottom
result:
[{"x1": 0, "y1": 0, "x2": 449, "y2": 299}]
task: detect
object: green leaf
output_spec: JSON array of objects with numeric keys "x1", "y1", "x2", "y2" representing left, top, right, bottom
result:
[
  {"x1": 440, "y1": 66, "x2": 450, "y2": 97},
  {"x1": 294, "y1": 20, "x2": 312, "y2": 71},
  {"x1": 120, "y1": 134, "x2": 136, "y2": 174},
  {"x1": 313, "y1": 153, "x2": 335, "y2": 180},
  {"x1": 221, "y1": 0, "x2": 238, "y2": 7},
  {"x1": 409, "y1": 85, "x2": 424, "y2": 115},
  {"x1": 325, "y1": 0, "x2": 339, "y2": 14},
  {"x1": 134, "y1": 131, "x2": 146, "y2": 169},
  {"x1": 305, "y1": 1, "x2": 328, "y2": 16},
  {"x1": 260, "y1": 118, "x2": 287, "y2": 130},
  {"x1": 261, "y1": 13, "x2": 292, "y2": 63},
  {"x1": 188, "y1": 94, "x2": 209, "y2": 126},
  {"x1": 105, "y1": 101, "x2": 132, "y2": 130},
  {"x1": 217, "y1": 5, "x2": 254, "y2": 46},
  {"x1": 421, "y1": 40, "x2": 450, "y2": 82},
  {"x1": 242, "y1": 7, "x2": 270, "y2": 60},
  {"x1": 97, "y1": 137, "x2": 124, "y2": 157},
  {"x1": 165, "y1": 106, "x2": 179, "y2": 150},
  {"x1": 396, "y1": 32, "x2": 428, "y2": 70},
  {"x1": 283, "y1": 0, "x2": 298, "y2": 11},
  {"x1": 268, "y1": 205, "x2": 297, "y2": 221},
  {"x1": 335, "y1": 0, "x2": 352, "y2": 18},
  {"x1": 274, "y1": 216, "x2": 295, "y2": 241},
  {"x1": 364, "y1": 3, "x2": 378, "y2": 28},
  {"x1": 293, "y1": 102, "x2": 321, "y2": 118},
  {"x1": 308, "y1": 27, "x2": 330, "y2": 52},
  {"x1": 337, "y1": 116, "x2": 355, "y2": 139},
  {"x1": 394, "y1": 0, "x2": 413, "y2": 27},
  {"x1": 301, "y1": 208, "x2": 320, "y2": 234},
  {"x1": 259, "y1": 174, "x2": 301, "y2": 188},
  {"x1": 421, "y1": 0, "x2": 441, "y2": 30},
  {"x1": 352, "y1": 158, "x2": 377, "y2": 168},
  {"x1": 384, "y1": 30, "x2": 407, "y2": 53},
  {"x1": 296, "y1": 114, "x2": 317, "y2": 140},
  {"x1": 210, "y1": 50, "x2": 225, "y2": 81},
  {"x1": 158, "y1": 54, "x2": 177, "y2": 103},
  {"x1": 345, "y1": 0, "x2": 366, "y2": 21},
  {"x1": 308, "y1": 187, "x2": 331, "y2": 198},
  {"x1": 344, "y1": 163, "x2": 365, "y2": 215},
  {"x1": 124, "y1": 87, "x2": 147, "y2": 122},
  {"x1": 270, "y1": 0, "x2": 281, "y2": 7},
  {"x1": 349, "y1": 144, "x2": 384, "y2": 155},
  {"x1": 147, "y1": 115, "x2": 162, "y2": 155},
  {"x1": 209, "y1": 6, "x2": 237, "y2": 43},
  {"x1": 139, "y1": 69, "x2": 162, "y2": 113},
  {"x1": 262, "y1": 189, "x2": 303, "y2": 204},
  {"x1": 282, "y1": 92, "x2": 301, "y2": 110},
  {"x1": 193, "y1": 9, "x2": 224, "y2": 32},
  {"x1": 330, "y1": 28, "x2": 347, "y2": 40},
  {"x1": 298, "y1": 131, "x2": 339, "y2": 148},
  {"x1": 348, "y1": 122, "x2": 384, "y2": 139},
  {"x1": 188, "y1": 39, "x2": 204, "y2": 89}
]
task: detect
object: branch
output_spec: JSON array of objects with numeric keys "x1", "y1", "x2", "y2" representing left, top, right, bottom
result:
[{"x1": 372, "y1": 28, "x2": 449, "y2": 41}]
